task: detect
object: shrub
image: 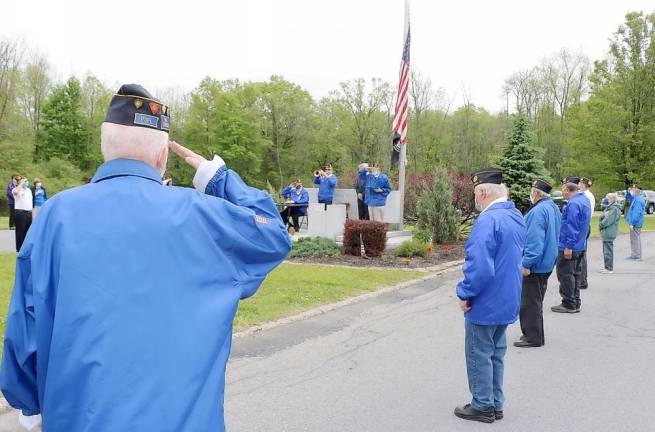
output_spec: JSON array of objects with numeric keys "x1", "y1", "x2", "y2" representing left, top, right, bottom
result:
[
  {"x1": 405, "y1": 170, "x2": 475, "y2": 224},
  {"x1": 343, "y1": 220, "x2": 387, "y2": 257},
  {"x1": 288, "y1": 237, "x2": 341, "y2": 258},
  {"x1": 395, "y1": 239, "x2": 431, "y2": 258},
  {"x1": 416, "y1": 168, "x2": 460, "y2": 244}
]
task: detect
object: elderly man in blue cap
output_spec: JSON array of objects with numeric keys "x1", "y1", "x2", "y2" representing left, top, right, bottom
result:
[
  {"x1": 454, "y1": 168, "x2": 526, "y2": 423},
  {"x1": 0, "y1": 84, "x2": 291, "y2": 432}
]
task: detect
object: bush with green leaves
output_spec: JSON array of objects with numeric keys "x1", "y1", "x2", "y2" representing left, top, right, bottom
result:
[
  {"x1": 395, "y1": 239, "x2": 431, "y2": 258},
  {"x1": 416, "y1": 168, "x2": 460, "y2": 244},
  {"x1": 288, "y1": 236, "x2": 341, "y2": 258}
]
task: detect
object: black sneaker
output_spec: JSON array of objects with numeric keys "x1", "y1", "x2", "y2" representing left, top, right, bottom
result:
[
  {"x1": 551, "y1": 304, "x2": 578, "y2": 313},
  {"x1": 454, "y1": 404, "x2": 495, "y2": 423},
  {"x1": 495, "y1": 410, "x2": 504, "y2": 420}
]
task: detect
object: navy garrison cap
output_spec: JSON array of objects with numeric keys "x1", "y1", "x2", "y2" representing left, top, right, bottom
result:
[
  {"x1": 532, "y1": 179, "x2": 552, "y2": 193},
  {"x1": 471, "y1": 167, "x2": 502, "y2": 186},
  {"x1": 105, "y1": 84, "x2": 170, "y2": 133},
  {"x1": 561, "y1": 176, "x2": 580, "y2": 185}
]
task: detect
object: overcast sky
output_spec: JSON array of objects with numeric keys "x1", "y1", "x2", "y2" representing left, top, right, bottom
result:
[{"x1": 2, "y1": 0, "x2": 653, "y2": 112}]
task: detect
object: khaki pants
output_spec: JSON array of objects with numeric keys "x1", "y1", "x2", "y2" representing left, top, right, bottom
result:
[{"x1": 368, "y1": 206, "x2": 384, "y2": 222}]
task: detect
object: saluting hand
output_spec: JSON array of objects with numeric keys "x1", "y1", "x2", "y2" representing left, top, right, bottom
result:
[{"x1": 170, "y1": 141, "x2": 207, "y2": 169}]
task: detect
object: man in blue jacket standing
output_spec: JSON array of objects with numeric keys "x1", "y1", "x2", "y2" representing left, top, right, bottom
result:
[
  {"x1": 313, "y1": 164, "x2": 338, "y2": 206},
  {"x1": 454, "y1": 168, "x2": 526, "y2": 423},
  {"x1": 626, "y1": 183, "x2": 645, "y2": 261},
  {"x1": 365, "y1": 163, "x2": 392, "y2": 222},
  {"x1": 552, "y1": 178, "x2": 592, "y2": 313},
  {"x1": 515, "y1": 179, "x2": 561, "y2": 348},
  {"x1": 0, "y1": 84, "x2": 292, "y2": 432}
]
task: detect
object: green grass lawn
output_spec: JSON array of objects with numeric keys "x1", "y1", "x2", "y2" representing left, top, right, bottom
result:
[
  {"x1": 0, "y1": 216, "x2": 8, "y2": 230},
  {"x1": 0, "y1": 254, "x2": 424, "y2": 355},
  {"x1": 590, "y1": 214, "x2": 655, "y2": 237}
]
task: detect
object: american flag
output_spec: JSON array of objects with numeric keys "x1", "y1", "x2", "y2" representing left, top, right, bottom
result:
[{"x1": 391, "y1": 4, "x2": 411, "y2": 164}]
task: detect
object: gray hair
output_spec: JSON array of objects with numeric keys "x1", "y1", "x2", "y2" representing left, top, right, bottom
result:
[
  {"x1": 606, "y1": 192, "x2": 617, "y2": 203},
  {"x1": 101, "y1": 123, "x2": 168, "y2": 166},
  {"x1": 475, "y1": 183, "x2": 509, "y2": 199},
  {"x1": 563, "y1": 182, "x2": 579, "y2": 193}
]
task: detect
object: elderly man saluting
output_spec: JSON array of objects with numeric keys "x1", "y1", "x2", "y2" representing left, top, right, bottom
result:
[
  {"x1": 515, "y1": 179, "x2": 561, "y2": 348},
  {"x1": 0, "y1": 84, "x2": 292, "y2": 432},
  {"x1": 454, "y1": 168, "x2": 526, "y2": 423}
]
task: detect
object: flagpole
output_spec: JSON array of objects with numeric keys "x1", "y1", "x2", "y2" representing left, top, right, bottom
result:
[{"x1": 398, "y1": 0, "x2": 409, "y2": 231}]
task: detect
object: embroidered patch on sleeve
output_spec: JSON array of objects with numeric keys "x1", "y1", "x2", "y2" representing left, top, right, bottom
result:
[
  {"x1": 134, "y1": 113, "x2": 159, "y2": 128},
  {"x1": 255, "y1": 215, "x2": 269, "y2": 224},
  {"x1": 161, "y1": 115, "x2": 170, "y2": 131}
]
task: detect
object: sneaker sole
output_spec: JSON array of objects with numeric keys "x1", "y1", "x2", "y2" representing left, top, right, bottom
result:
[{"x1": 454, "y1": 412, "x2": 495, "y2": 423}]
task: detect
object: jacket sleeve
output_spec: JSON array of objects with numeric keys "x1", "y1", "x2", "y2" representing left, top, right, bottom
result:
[
  {"x1": 280, "y1": 186, "x2": 291, "y2": 198},
  {"x1": 599, "y1": 206, "x2": 618, "y2": 229},
  {"x1": 456, "y1": 216, "x2": 497, "y2": 300},
  {"x1": 328, "y1": 176, "x2": 337, "y2": 188},
  {"x1": 296, "y1": 191, "x2": 309, "y2": 205},
  {"x1": 381, "y1": 177, "x2": 392, "y2": 197},
  {"x1": 194, "y1": 156, "x2": 292, "y2": 299},
  {"x1": 313, "y1": 176, "x2": 320, "y2": 185},
  {"x1": 0, "y1": 254, "x2": 41, "y2": 417},
  {"x1": 522, "y1": 208, "x2": 546, "y2": 269}
]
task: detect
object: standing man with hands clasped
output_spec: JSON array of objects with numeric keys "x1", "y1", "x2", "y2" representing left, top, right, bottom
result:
[
  {"x1": 515, "y1": 179, "x2": 561, "y2": 348},
  {"x1": 552, "y1": 177, "x2": 592, "y2": 314},
  {"x1": 454, "y1": 168, "x2": 526, "y2": 424},
  {"x1": 626, "y1": 183, "x2": 645, "y2": 261},
  {"x1": 0, "y1": 84, "x2": 291, "y2": 432}
]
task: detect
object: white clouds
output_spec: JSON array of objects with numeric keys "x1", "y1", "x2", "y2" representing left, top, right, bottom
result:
[{"x1": 2, "y1": 0, "x2": 652, "y2": 111}]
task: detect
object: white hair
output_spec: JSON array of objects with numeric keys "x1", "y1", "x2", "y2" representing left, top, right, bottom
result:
[
  {"x1": 475, "y1": 183, "x2": 509, "y2": 199},
  {"x1": 101, "y1": 122, "x2": 168, "y2": 167},
  {"x1": 606, "y1": 192, "x2": 617, "y2": 203},
  {"x1": 358, "y1": 162, "x2": 369, "y2": 169}
]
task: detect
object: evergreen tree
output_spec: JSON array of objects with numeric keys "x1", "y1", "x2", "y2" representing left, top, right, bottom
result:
[
  {"x1": 39, "y1": 77, "x2": 89, "y2": 170},
  {"x1": 416, "y1": 167, "x2": 459, "y2": 244},
  {"x1": 496, "y1": 114, "x2": 548, "y2": 212}
]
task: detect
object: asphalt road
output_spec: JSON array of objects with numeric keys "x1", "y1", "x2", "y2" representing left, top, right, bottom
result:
[
  {"x1": 225, "y1": 233, "x2": 655, "y2": 432},
  {"x1": 0, "y1": 233, "x2": 653, "y2": 431}
]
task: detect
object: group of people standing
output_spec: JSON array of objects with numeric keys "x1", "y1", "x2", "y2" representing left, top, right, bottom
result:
[
  {"x1": 278, "y1": 162, "x2": 392, "y2": 232},
  {"x1": 453, "y1": 169, "x2": 647, "y2": 424},
  {"x1": 5, "y1": 174, "x2": 47, "y2": 252}
]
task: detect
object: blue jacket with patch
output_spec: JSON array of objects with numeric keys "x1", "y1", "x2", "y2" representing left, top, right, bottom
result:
[
  {"x1": 0, "y1": 158, "x2": 291, "y2": 432},
  {"x1": 558, "y1": 192, "x2": 592, "y2": 252},
  {"x1": 313, "y1": 174, "x2": 337, "y2": 201},
  {"x1": 522, "y1": 198, "x2": 561, "y2": 274},
  {"x1": 456, "y1": 201, "x2": 526, "y2": 325},
  {"x1": 281, "y1": 186, "x2": 309, "y2": 215},
  {"x1": 626, "y1": 191, "x2": 645, "y2": 228},
  {"x1": 365, "y1": 174, "x2": 392, "y2": 207}
]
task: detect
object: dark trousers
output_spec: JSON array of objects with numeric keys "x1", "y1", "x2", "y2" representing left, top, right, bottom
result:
[
  {"x1": 519, "y1": 272, "x2": 551, "y2": 345},
  {"x1": 318, "y1": 199, "x2": 332, "y2": 211},
  {"x1": 579, "y1": 227, "x2": 591, "y2": 289},
  {"x1": 14, "y1": 209, "x2": 32, "y2": 252},
  {"x1": 280, "y1": 208, "x2": 303, "y2": 231},
  {"x1": 357, "y1": 197, "x2": 369, "y2": 220},
  {"x1": 8, "y1": 203, "x2": 15, "y2": 228},
  {"x1": 556, "y1": 251, "x2": 584, "y2": 310},
  {"x1": 602, "y1": 240, "x2": 614, "y2": 271}
]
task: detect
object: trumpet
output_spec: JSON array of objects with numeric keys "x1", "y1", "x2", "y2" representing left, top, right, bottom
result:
[{"x1": 314, "y1": 169, "x2": 324, "y2": 177}]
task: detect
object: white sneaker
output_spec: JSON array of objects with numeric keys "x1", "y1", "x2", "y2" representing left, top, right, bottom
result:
[{"x1": 600, "y1": 269, "x2": 613, "y2": 274}]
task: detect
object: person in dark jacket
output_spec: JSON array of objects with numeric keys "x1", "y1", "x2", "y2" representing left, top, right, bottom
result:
[
  {"x1": 355, "y1": 163, "x2": 370, "y2": 220},
  {"x1": 6, "y1": 175, "x2": 18, "y2": 229},
  {"x1": 599, "y1": 193, "x2": 621, "y2": 273},
  {"x1": 551, "y1": 178, "x2": 591, "y2": 313},
  {"x1": 515, "y1": 179, "x2": 561, "y2": 348},
  {"x1": 454, "y1": 168, "x2": 526, "y2": 424}
]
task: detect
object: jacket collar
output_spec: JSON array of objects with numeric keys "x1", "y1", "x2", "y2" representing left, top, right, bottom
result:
[{"x1": 91, "y1": 159, "x2": 162, "y2": 185}]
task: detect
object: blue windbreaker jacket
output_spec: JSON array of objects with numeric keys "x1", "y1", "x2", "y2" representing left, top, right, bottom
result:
[
  {"x1": 0, "y1": 158, "x2": 291, "y2": 432},
  {"x1": 522, "y1": 198, "x2": 561, "y2": 274},
  {"x1": 281, "y1": 186, "x2": 309, "y2": 215},
  {"x1": 456, "y1": 201, "x2": 526, "y2": 325},
  {"x1": 364, "y1": 174, "x2": 392, "y2": 207},
  {"x1": 558, "y1": 192, "x2": 592, "y2": 252},
  {"x1": 626, "y1": 191, "x2": 645, "y2": 227},
  {"x1": 313, "y1": 174, "x2": 337, "y2": 201}
]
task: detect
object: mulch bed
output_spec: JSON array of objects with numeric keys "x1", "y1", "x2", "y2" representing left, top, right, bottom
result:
[{"x1": 288, "y1": 242, "x2": 466, "y2": 269}]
